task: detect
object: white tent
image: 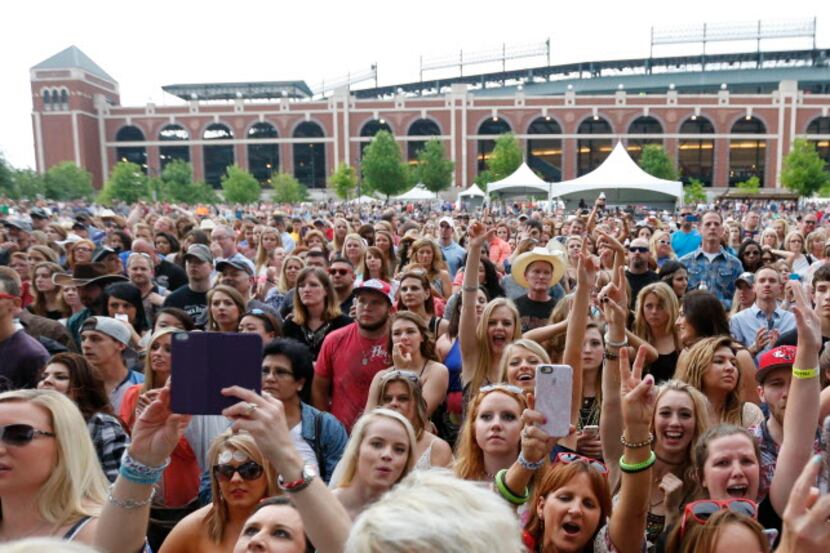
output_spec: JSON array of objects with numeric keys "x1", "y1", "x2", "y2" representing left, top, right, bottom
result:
[
  {"x1": 458, "y1": 185, "x2": 486, "y2": 198},
  {"x1": 351, "y1": 194, "x2": 380, "y2": 204},
  {"x1": 552, "y1": 142, "x2": 682, "y2": 209},
  {"x1": 394, "y1": 184, "x2": 437, "y2": 201},
  {"x1": 486, "y1": 162, "x2": 550, "y2": 197}
]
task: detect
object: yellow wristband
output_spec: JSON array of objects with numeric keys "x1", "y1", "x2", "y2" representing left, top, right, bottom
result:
[{"x1": 792, "y1": 367, "x2": 818, "y2": 380}]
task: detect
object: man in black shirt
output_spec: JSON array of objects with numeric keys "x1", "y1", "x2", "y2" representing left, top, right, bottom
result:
[
  {"x1": 163, "y1": 244, "x2": 213, "y2": 327},
  {"x1": 625, "y1": 237, "x2": 659, "y2": 308},
  {"x1": 510, "y1": 247, "x2": 566, "y2": 332}
]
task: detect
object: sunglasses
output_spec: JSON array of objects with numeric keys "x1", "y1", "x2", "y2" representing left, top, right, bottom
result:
[
  {"x1": 213, "y1": 461, "x2": 264, "y2": 482},
  {"x1": 480, "y1": 383, "x2": 524, "y2": 395},
  {"x1": 380, "y1": 369, "x2": 420, "y2": 383},
  {"x1": 680, "y1": 498, "x2": 757, "y2": 537},
  {"x1": 329, "y1": 268, "x2": 351, "y2": 276},
  {"x1": 555, "y1": 452, "x2": 609, "y2": 477},
  {"x1": 0, "y1": 424, "x2": 56, "y2": 446},
  {"x1": 629, "y1": 246, "x2": 649, "y2": 253},
  {"x1": 657, "y1": 240, "x2": 669, "y2": 245}
]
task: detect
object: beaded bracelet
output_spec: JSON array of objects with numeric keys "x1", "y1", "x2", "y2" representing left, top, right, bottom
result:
[
  {"x1": 119, "y1": 451, "x2": 170, "y2": 485},
  {"x1": 605, "y1": 350, "x2": 620, "y2": 361},
  {"x1": 620, "y1": 432, "x2": 654, "y2": 449},
  {"x1": 107, "y1": 485, "x2": 156, "y2": 510},
  {"x1": 495, "y1": 469, "x2": 529, "y2": 505},
  {"x1": 517, "y1": 451, "x2": 545, "y2": 471},
  {"x1": 619, "y1": 450, "x2": 657, "y2": 474},
  {"x1": 792, "y1": 367, "x2": 818, "y2": 380}
]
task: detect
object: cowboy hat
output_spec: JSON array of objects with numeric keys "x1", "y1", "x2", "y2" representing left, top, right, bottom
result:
[
  {"x1": 52, "y1": 262, "x2": 128, "y2": 287},
  {"x1": 511, "y1": 247, "x2": 567, "y2": 289}
]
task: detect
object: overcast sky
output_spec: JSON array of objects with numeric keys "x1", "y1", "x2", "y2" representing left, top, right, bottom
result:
[{"x1": 2, "y1": 0, "x2": 828, "y2": 170}]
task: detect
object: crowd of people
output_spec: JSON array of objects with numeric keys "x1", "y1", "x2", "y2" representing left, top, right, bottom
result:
[{"x1": 0, "y1": 195, "x2": 828, "y2": 553}]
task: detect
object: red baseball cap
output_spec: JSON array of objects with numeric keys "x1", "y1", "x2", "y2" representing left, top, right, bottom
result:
[
  {"x1": 354, "y1": 279, "x2": 394, "y2": 304},
  {"x1": 756, "y1": 345, "x2": 797, "y2": 383}
]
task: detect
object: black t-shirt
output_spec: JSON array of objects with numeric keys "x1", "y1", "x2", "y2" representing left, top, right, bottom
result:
[
  {"x1": 0, "y1": 330, "x2": 50, "y2": 391},
  {"x1": 282, "y1": 314, "x2": 353, "y2": 361},
  {"x1": 514, "y1": 294, "x2": 558, "y2": 332},
  {"x1": 775, "y1": 328, "x2": 830, "y2": 349},
  {"x1": 155, "y1": 259, "x2": 187, "y2": 292},
  {"x1": 626, "y1": 270, "x2": 660, "y2": 307},
  {"x1": 163, "y1": 286, "x2": 207, "y2": 327}
]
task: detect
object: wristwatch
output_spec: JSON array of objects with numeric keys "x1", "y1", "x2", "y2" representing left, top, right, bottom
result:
[{"x1": 278, "y1": 464, "x2": 317, "y2": 493}]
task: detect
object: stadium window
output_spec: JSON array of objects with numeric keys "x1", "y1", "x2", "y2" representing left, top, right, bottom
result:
[
  {"x1": 42, "y1": 89, "x2": 52, "y2": 111},
  {"x1": 247, "y1": 122, "x2": 279, "y2": 186},
  {"x1": 806, "y1": 117, "x2": 830, "y2": 172},
  {"x1": 626, "y1": 116, "x2": 663, "y2": 161},
  {"x1": 407, "y1": 119, "x2": 441, "y2": 163},
  {"x1": 527, "y1": 117, "x2": 562, "y2": 182},
  {"x1": 577, "y1": 117, "x2": 612, "y2": 176},
  {"x1": 678, "y1": 116, "x2": 715, "y2": 187},
  {"x1": 359, "y1": 119, "x2": 393, "y2": 159},
  {"x1": 293, "y1": 121, "x2": 325, "y2": 189},
  {"x1": 60, "y1": 89, "x2": 69, "y2": 110},
  {"x1": 115, "y1": 125, "x2": 148, "y2": 174},
  {"x1": 729, "y1": 117, "x2": 766, "y2": 187},
  {"x1": 203, "y1": 123, "x2": 234, "y2": 187},
  {"x1": 159, "y1": 124, "x2": 190, "y2": 170},
  {"x1": 477, "y1": 117, "x2": 512, "y2": 174}
]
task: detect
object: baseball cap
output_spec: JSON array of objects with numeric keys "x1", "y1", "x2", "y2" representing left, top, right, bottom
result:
[
  {"x1": 2, "y1": 218, "x2": 32, "y2": 233},
  {"x1": 216, "y1": 257, "x2": 255, "y2": 276},
  {"x1": 30, "y1": 207, "x2": 49, "y2": 220},
  {"x1": 438, "y1": 216, "x2": 454, "y2": 229},
  {"x1": 184, "y1": 244, "x2": 213, "y2": 264},
  {"x1": 80, "y1": 316, "x2": 131, "y2": 346},
  {"x1": 756, "y1": 345, "x2": 797, "y2": 383},
  {"x1": 736, "y1": 272, "x2": 755, "y2": 288},
  {"x1": 354, "y1": 279, "x2": 394, "y2": 304}
]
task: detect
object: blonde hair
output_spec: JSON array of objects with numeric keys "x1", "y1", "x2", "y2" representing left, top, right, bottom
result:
[
  {"x1": 410, "y1": 239, "x2": 447, "y2": 280},
  {"x1": 784, "y1": 230, "x2": 805, "y2": 254},
  {"x1": 337, "y1": 409, "x2": 417, "y2": 489},
  {"x1": 341, "y1": 233, "x2": 367, "y2": 267},
  {"x1": 675, "y1": 336, "x2": 743, "y2": 425},
  {"x1": 650, "y1": 230, "x2": 675, "y2": 261},
  {"x1": 466, "y1": 297, "x2": 521, "y2": 393},
  {"x1": 141, "y1": 327, "x2": 181, "y2": 392},
  {"x1": 633, "y1": 282, "x2": 681, "y2": 349},
  {"x1": 498, "y1": 339, "x2": 551, "y2": 383},
  {"x1": 204, "y1": 431, "x2": 278, "y2": 543},
  {"x1": 277, "y1": 255, "x2": 304, "y2": 293},
  {"x1": 0, "y1": 390, "x2": 108, "y2": 527},
  {"x1": 0, "y1": 538, "x2": 98, "y2": 553},
  {"x1": 760, "y1": 227, "x2": 780, "y2": 249},
  {"x1": 254, "y1": 226, "x2": 282, "y2": 275}
]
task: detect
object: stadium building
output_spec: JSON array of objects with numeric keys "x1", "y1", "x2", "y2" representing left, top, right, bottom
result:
[{"x1": 29, "y1": 29, "x2": 830, "y2": 195}]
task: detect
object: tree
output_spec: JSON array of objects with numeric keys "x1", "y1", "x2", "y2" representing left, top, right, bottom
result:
[
  {"x1": 221, "y1": 164, "x2": 261, "y2": 204},
  {"x1": 329, "y1": 162, "x2": 358, "y2": 200},
  {"x1": 271, "y1": 172, "x2": 309, "y2": 204},
  {"x1": 414, "y1": 139, "x2": 454, "y2": 193},
  {"x1": 158, "y1": 160, "x2": 218, "y2": 204},
  {"x1": 781, "y1": 138, "x2": 830, "y2": 197},
  {"x1": 683, "y1": 178, "x2": 707, "y2": 204},
  {"x1": 736, "y1": 176, "x2": 761, "y2": 194},
  {"x1": 98, "y1": 161, "x2": 151, "y2": 205},
  {"x1": 43, "y1": 162, "x2": 94, "y2": 201},
  {"x1": 361, "y1": 130, "x2": 409, "y2": 199},
  {"x1": 0, "y1": 153, "x2": 14, "y2": 198},
  {"x1": 638, "y1": 144, "x2": 679, "y2": 181},
  {"x1": 481, "y1": 134, "x2": 523, "y2": 188},
  {"x1": 13, "y1": 169, "x2": 46, "y2": 199}
]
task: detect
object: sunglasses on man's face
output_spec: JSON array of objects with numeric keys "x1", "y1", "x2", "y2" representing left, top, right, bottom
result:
[
  {"x1": 213, "y1": 461, "x2": 264, "y2": 482},
  {"x1": 629, "y1": 246, "x2": 649, "y2": 253},
  {"x1": 329, "y1": 268, "x2": 351, "y2": 276},
  {"x1": 0, "y1": 424, "x2": 56, "y2": 447},
  {"x1": 680, "y1": 498, "x2": 757, "y2": 537}
]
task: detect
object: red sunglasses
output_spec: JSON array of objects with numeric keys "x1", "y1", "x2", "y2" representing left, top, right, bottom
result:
[
  {"x1": 554, "y1": 452, "x2": 608, "y2": 477},
  {"x1": 680, "y1": 498, "x2": 758, "y2": 537}
]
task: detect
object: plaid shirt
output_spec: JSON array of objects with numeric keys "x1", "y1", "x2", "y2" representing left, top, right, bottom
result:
[
  {"x1": 87, "y1": 412, "x2": 130, "y2": 482},
  {"x1": 678, "y1": 247, "x2": 743, "y2": 309}
]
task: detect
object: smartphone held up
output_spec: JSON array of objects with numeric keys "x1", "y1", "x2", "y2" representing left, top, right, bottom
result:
[{"x1": 534, "y1": 364, "x2": 573, "y2": 438}]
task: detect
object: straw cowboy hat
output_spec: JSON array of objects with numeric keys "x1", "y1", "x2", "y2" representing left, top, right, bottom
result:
[
  {"x1": 511, "y1": 247, "x2": 567, "y2": 288},
  {"x1": 52, "y1": 262, "x2": 128, "y2": 287}
]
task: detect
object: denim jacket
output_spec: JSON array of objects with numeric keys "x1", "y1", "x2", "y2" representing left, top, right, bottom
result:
[{"x1": 678, "y1": 247, "x2": 743, "y2": 309}]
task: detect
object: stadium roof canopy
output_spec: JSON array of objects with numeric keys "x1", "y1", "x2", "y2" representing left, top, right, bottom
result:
[{"x1": 162, "y1": 81, "x2": 313, "y2": 101}]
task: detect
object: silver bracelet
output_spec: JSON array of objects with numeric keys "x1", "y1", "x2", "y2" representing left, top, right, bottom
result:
[
  {"x1": 107, "y1": 484, "x2": 156, "y2": 510},
  {"x1": 517, "y1": 451, "x2": 545, "y2": 471},
  {"x1": 604, "y1": 333, "x2": 628, "y2": 348}
]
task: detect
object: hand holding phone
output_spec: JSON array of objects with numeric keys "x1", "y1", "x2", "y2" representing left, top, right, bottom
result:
[{"x1": 534, "y1": 364, "x2": 573, "y2": 438}]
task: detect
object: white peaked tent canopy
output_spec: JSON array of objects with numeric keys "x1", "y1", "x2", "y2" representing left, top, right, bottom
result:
[
  {"x1": 458, "y1": 185, "x2": 486, "y2": 198},
  {"x1": 552, "y1": 142, "x2": 682, "y2": 208},
  {"x1": 486, "y1": 162, "x2": 550, "y2": 197},
  {"x1": 394, "y1": 184, "x2": 437, "y2": 201}
]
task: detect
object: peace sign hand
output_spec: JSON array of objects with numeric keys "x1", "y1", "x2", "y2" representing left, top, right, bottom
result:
[{"x1": 619, "y1": 346, "x2": 656, "y2": 433}]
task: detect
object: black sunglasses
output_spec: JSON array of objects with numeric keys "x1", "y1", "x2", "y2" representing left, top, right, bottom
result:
[
  {"x1": 0, "y1": 424, "x2": 56, "y2": 446},
  {"x1": 213, "y1": 461, "x2": 264, "y2": 482},
  {"x1": 629, "y1": 246, "x2": 649, "y2": 253}
]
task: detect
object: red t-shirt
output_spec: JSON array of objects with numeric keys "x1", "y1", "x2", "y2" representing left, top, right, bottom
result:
[{"x1": 315, "y1": 322, "x2": 390, "y2": 431}]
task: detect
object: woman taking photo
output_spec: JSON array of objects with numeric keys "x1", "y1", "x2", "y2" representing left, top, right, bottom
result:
[
  {"x1": 28, "y1": 261, "x2": 70, "y2": 320},
  {"x1": 397, "y1": 269, "x2": 447, "y2": 338},
  {"x1": 633, "y1": 282, "x2": 682, "y2": 383},
  {"x1": 206, "y1": 285, "x2": 246, "y2": 333},
  {"x1": 37, "y1": 352, "x2": 129, "y2": 483},
  {"x1": 410, "y1": 238, "x2": 452, "y2": 300},
  {"x1": 367, "y1": 311, "x2": 449, "y2": 417},
  {"x1": 281, "y1": 267, "x2": 351, "y2": 361}
]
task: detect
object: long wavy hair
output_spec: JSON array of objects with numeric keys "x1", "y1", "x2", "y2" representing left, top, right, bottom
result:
[
  {"x1": 359, "y1": 246, "x2": 393, "y2": 282},
  {"x1": 466, "y1": 297, "x2": 521, "y2": 394},
  {"x1": 43, "y1": 352, "x2": 114, "y2": 421},
  {"x1": 374, "y1": 372, "x2": 430, "y2": 439},
  {"x1": 675, "y1": 336, "x2": 743, "y2": 425},
  {"x1": 387, "y1": 311, "x2": 438, "y2": 363},
  {"x1": 291, "y1": 267, "x2": 342, "y2": 327},
  {"x1": 254, "y1": 226, "x2": 282, "y2": 275},
  {"x1": 410, "y1": 239, "x2": 447, "y2": 281},
  {"x1": 396, "y1": 269, "x2": 436, "y2": 316},
  {"x1": 30, "y1": 261, "x2": 69, "y2": 318},
  {"x1": 277, "y1": 255, "x2": 304, "y2": 293},
  {"x1": 206, "y1": 285, "x2": 246, "y2": 332},
  {"x1": 634, "y1": 282, "x2": 681, "y2": 349}
]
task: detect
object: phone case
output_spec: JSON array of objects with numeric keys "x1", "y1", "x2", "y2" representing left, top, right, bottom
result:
[
  {"x1": 535, "y1": 364, "x2": 573, "y2": 438},
  {"x1": 170, "y1": 332, "x2": 263, "y2": 415}
]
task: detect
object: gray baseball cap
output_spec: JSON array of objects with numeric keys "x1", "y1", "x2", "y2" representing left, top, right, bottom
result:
[
  {"x1": 184, "y1": 244, "x2": 213, "y2": 264},
  {"x1": 80, "y1": 316, "x2": 131, "y2": 346}
]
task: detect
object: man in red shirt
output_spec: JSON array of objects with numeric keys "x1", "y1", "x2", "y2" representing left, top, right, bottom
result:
[{"x1": 312, "y1": 279, "x2": 393, "y2": 431}]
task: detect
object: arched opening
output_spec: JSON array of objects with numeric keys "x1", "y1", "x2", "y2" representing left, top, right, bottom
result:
[
  {"x1": 360, "y1": 119, "x2": 393, "y2": 159},
  {"x1": 203, "y1": 123, "x2": 234, "y2": 187},
  {"x1": 729, "y1": 117, "x2": 766, "y2": 187},
  {"x1": 43, "y1": 89, "x2": 52, "y2": 111},
  {"x1": 806, "y1": 117, "x2": 830, "y2": 172},
  {"x1": 247, "y1": 122, "x2": 279, "y2": 186},
  {"x1": 59, "y1": 89, "x2": 69, "y2": 110},
  {"x1": 159, "y1": 124, "x2": 190, "y2": 170},
  {"x1": 293, "y1": 121, "x2": 326, "y2": 189},
  {"x1": 577, "y1": 117, "x2": 612, "y2": 176},
  {"x1": 678, "y1": 117, "x2": 715, "y2": 186},
  {"x1": 477, "y1": 117, "x2": 512, "y2": 174},
  {"x1": 626, "y1": 116, "x2": 663, "y2": 161},
  {"x1": 115, "y1": 126, "x2": 148, "y2": 174},
  {"x1": 527, "y1": 117, "x2": 562, "y2": 182},
  {"x1": 407, "y1": 119, "x2": 441, "y2": 162}
]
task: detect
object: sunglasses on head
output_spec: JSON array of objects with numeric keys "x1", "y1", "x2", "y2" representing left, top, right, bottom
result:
[
  {"x1": 629, "y1": 246, "x2": 649, "y2": 253},
  {"x1": 680, "y1": 498, "x2": 757, "y2": 537},
  {"x1": 0, "y1": 424, "x2": 55, "y2": 446},
  {"x1": 213, "y1": 461, "x2": 264, "y2": 482},
  {"x1": 380, "y1": 370, "x2": 420, "y2": 383},
  {"x1": 555, "y1": 452, "x2": 609, "y2": 477},
  {"x1": 480, "y1": 383, "x2": 524, "y2": 395}
]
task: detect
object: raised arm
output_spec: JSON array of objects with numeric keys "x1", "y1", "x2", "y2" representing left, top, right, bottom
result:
[
  {"x1": 460, "y1": 224, "x2": 494, "y2": 385},
  {"x1": 522, "y1": 319, "x2": 569, "y2": 343},
  {"x1": 770, "y1": 282, "x2": 822, "y2": 515}
]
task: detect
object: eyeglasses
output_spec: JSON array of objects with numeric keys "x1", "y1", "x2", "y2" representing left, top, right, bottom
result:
[
  {"x1": 629, "y1": 247, "x2": 649, "y2": 253},
  {"x1": 0, "y1": 424, "x2": 56, "y2": 447},
  {"x1": 380, "y1": 370, "x2": 420, "y2": 383},
  {"x1": 329, "y1": 268, "x2": 351, "y2": 276},
  {"x1": 554, "y1": 452, "x2": 608, "y2": 477},
  {"x1": 213, "y1": 461, "x2": 264, "y2": 482},
  {"x1": 657, "y1": 240, "x2": 669, "y2": 245},
  {"x1": 680, "y1": 499, "x2": 757, "y2": 536},
  {"x1": 480, "y1": 383, "x2": 524, "y2": 395},
  {"x1": 261, "y1": 366, "x2": 294, "y2": 379}
]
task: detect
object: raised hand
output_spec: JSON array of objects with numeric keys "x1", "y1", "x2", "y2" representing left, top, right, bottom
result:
[
  {"x1": 467, "y1": 221, "x2": 495, "y2": 251},
  {"x1": 598, "y1": 266, "x2": 628, "y2": 327},
  {"x1": 576, "y1": 239, "x2": 599, "y2": 288},
  {"x1": 618, "y1": 346, "x2": 656, "y2": 432},
  {"x1": 789, "y1": 281, "x2": 822, "y2": 356},
  {"x1": 659, "y1": 472, "x2": 685, "y2": 514},
  {"x1": 129, "y1": 382, "x2": 191, "y2": 467},
  {"x1": 519, "y1": 394, "x2": 559, "y2": 464},
  {"x1": 392, "y1": 343, "x2": 415, "y2": 370},
  {"x1": 778, "y1": 455, "x2": 830, "y2": 553}
]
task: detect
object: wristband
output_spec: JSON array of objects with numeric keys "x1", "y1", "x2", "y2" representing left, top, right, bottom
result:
[
  {"x1": 620, "y1": 432, "x2": 654, "y2": 449},
  {"x1": 604, "y1": 350, "x2": 620, "y2": 361},
  {"x1": 604, "y1": 333, "x2": 628, "y2": 348},
  {"x1": 107, "y1": 485, "x2": 156, "y2": 510},
  {"x1": 119, "y1": 452, "x2": 170, "y2": 485},
  {"x1": 517, "y1": 451, "x2": 545, "y2": 471},
  {"x1": 792, "y1": 367, "x2": 818, "y2": 380},
  {"x1": 495, "y1": 469, "x2": 529, "y2": 505},
  {"x1": 619, "y1": 450, "x2": 657, "y2": 474},
  {"x1": 462, "y1": 286, "x2": 479, "y2": 293}
]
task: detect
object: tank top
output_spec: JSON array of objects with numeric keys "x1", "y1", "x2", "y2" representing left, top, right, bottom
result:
[
  {"x1": 646, "y1": 350, "x2": 679, "y2": 384},
  {"x1": 443, "y1": 339, "x2": 463, "y2": 393}
]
